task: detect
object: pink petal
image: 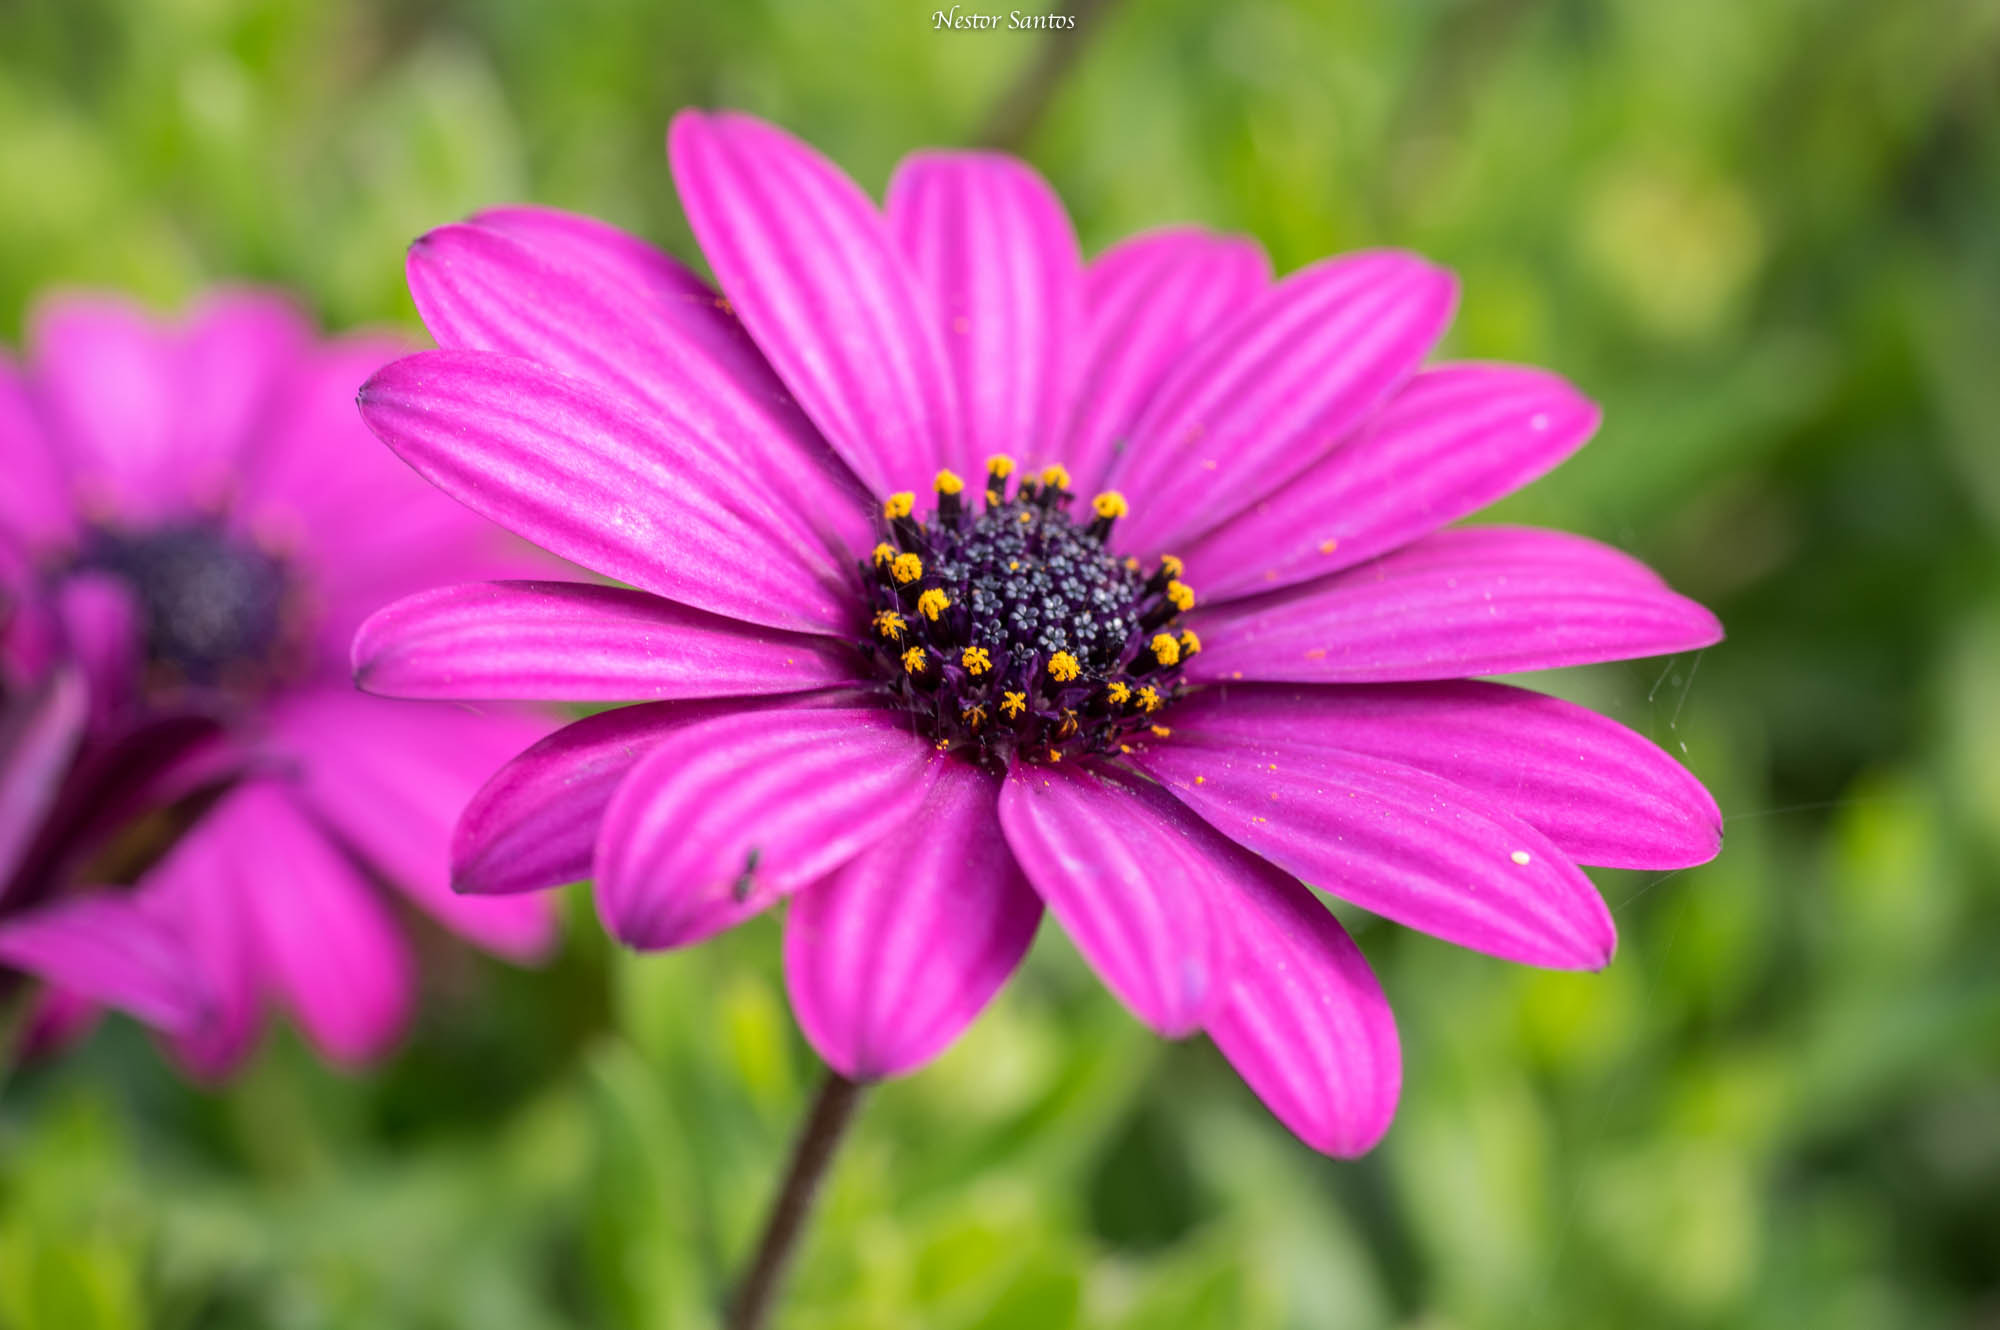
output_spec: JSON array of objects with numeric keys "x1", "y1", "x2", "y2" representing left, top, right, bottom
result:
[
  {"x1": 454, "y1": 697, "x2": 794, "y2": 897},
  {"x1": 0, "y1": 669, "x2": 86, "y2": 892},
  {"x1": 786, "y1": 761, "x2": 1039, "y2": 1080},
  {"x1": 669, "y1": 109, "x2": 961, "y2": 493},
  {"x1": 226, "y1": 782, "x2": 414, "y2": 1066},
  {"x1": 408, "y1": 218, "x2": 874, "y2": 561},
  {"x1": 887, "y1": 152, "x2": 1082, "y2": 478},
  {"x1": 0, "y1": 893, "x2": 205, "y2": 1034},
  {"x1": 0, "y1": 353, "x2": 76, "y2": 554},
  {"x1": 141, "y1": 803, "x2": 262, "y2": 1077},
  {"x1": 357, "y1": 349, "x2": 855, "y2": 636},
  {"x1": 1208, "y1": 865, "x2": 1400, "y2": 1157},
  {"x1": 1188, "y1": 526, "x2": 1723, "y2": 684},
  {"x1": 1130, "y1": 731, "x2": 1615, "y2": 969},
  {"x1": 595, "y1": 706, "x2": 940, "y2": 949},
  {"x1": 1167, "y1": 682, "x2": 1722, "y2": 870},
  {"x1": 1188, "y1": 364, "x2": 1601, "y2": 602},
  {"x1": 1062, "y1": 228, "x2": 1270, "y2": 492},
  {"x1": 174, "y1": 288, "x2": 312, "y2": 475},
  {"x1": 996, "y1": 762, "x2": 1229, "y2": 1037},
  {"x1": 1108, "y1": 253, "x2": 1458, "y2": 553},
  {"x1": 29, "y1": 295, "x2": 182, "y2": 520},
  {"x1": 51, "y1": 573, "x2": 141, "y2": 730},
  {"x1": 353, "y1": 579, "x2": 858, "y2": 702},
  {"x1": 265, "y1": 688, "x2": 557, "y2": 960}
]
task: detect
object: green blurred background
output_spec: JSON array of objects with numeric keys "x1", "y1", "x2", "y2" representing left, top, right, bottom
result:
[{"x1": 3, "y1": 0, "x2": 1998, "y2": 1326}]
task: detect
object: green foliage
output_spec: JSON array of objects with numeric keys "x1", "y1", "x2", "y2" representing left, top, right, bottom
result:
[{"x1": 2, "y1": 0, "x2": 1997, "y2": 1325}]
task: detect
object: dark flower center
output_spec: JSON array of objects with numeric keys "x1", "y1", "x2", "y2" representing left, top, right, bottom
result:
[
  {"x1": 72, "y1": 522, "x2": 293, "y2": 687},
  {"x1": 858, "y1": 459, "x2": 1197, "y2": 769}
]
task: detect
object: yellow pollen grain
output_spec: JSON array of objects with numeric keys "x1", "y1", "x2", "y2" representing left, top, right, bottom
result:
[
  {"x1": 1008, "y1": 559, "x2": 1020, "y2": 571},
  {"x1": 1137, "y1": 685, "x2": 1161, "y2": 712},
  {"x1": 987, "y1": 454, "x2": 1016, "y2": 479},
  {"x1": 1091, "y1": 491, "x2": 1129, "y2": 519},
  {"x1": 1018, "y1": 511, "x2": 1034, "y2": 524},
  {"x1": 890, "y1": 552, "x2": 924, "y2": 584},
  {"x1": 1149, "y1": 725, "x2": 1172, "y2": 738},
  {"x1": 1178, "y1": 629, "x2": 1202, "y2": 655},
  {"x1": 1160, "y1": 554, "x2": 1184, "y2": 579},
  {"x1": 1194, "y1": 775, "x2": 1206, "y2": 785},
  {"x1": 1511, "y1": 850, "x2": 1533, "y2": 866},
  {"x1": 917, "y1": 588, "x2": 951, "y2": 621},
  {"x1": 960, "y1": 645, "x2": 992, "y2": 675},
  {"x1": 1150, "y1": 632, "x2": 1181, "y2": 666},
  {"x1": 901, "y1": 646, "x2": 927, "y2": 674},
  {"x1": 1046, "y1": 651, "x2": 1081, "y2": 682},
  {"x1": 1001, "y1": 690, "x2": 1027, "y2": 719},
  {"x1": 1123, "y1": 556, "x2": 1140, "y2": 571},
  {"x1": 985, "y1": 489, "x2": 1001, "y2": 505},
  {"x1": 1040, "y1": 464, "x2": 1071, "y2": 490},
  {"x1": 1120, "y1": 743, "x2": 1132, "y2": 753},
  {"x1": 1048, "y1": 748, "x2": 1063, "y2": 762},
  {"x1": 873, "y1": 610, "x2": 906, "y2": 639},
  {"x1": 1106, "y1": 680, "x2": 1131, "y2": 705},
  {"x1": 1166, "y1": 580, "x2": 1195, "y2": 612},
  {"x1": 871, "y1": 542, "x2": 894, "y2": 567},
  {"x1": 883, "y1": 491, "x2": 914, "y2": 520},
  {"x1": 1319, "y1": 538, "x2": 1340, "y2": 554},
  {"x1": 934, "y1": 468, "x2": 965, "y2": 496}
]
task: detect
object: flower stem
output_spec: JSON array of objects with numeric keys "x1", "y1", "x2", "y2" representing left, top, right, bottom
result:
[{"x1": 727, "y1": 1069, "x2": 866, "y2": 1330}]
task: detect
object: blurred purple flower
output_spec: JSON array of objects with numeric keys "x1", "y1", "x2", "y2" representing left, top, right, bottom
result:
[
  {"x1": 0, "y1": 291, "x2": 556, "y2": 1075},
  {"x1": 354, "y1": 111, "x2": 1722, "y2": 1154}
]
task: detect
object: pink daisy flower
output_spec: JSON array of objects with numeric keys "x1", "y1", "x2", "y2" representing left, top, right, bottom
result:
[
  {"x1": 354, "y1": 111, "x2": 1722, "y2": 1154},
  {"x1": 0, "y1": 291, "x2": 556, "y2": 1075}
]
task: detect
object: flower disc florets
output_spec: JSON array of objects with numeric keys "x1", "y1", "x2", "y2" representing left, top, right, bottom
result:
[
  {"x1": 860, "y1": 458, "x2": 1196, "y2": 768},
  {"x1": 71, "y1": 522, "x2": 296, "y2": 688}
]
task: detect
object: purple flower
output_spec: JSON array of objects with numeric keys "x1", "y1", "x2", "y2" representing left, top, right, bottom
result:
[
  {"x1": 0, "y1": 291, "x2": 556, "y2": 1075},
  {"x1": 355, "y1": 112, "x2": 1722, "y2": 1154}
]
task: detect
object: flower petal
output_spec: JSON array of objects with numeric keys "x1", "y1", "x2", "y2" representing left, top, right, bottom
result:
[
  {"x1": 595, "y1": 707, "x2": 940, "y2": 949},
  {"x1": 265, "y1": 689, "x2": 557, "y2": 960},
  {"x1": 996, "y1": 762, "x2": 1228, "y2": 1036},
  {"x1": 0, "y1": 353, "x2": 76, "y2": 554},
  {"x1": 669, "y1": 109, "x2": 960, "y2": 493},
  {"x1": 1166, "y1": 682, "x2": 1722, "y2": 870},
  {"x1": 453, "y1": 697, "x2": 796, "y2": 897},
  {"x1": 1130, "y1": 730, "x2": 1614, "y2": 969},
  {"x1": 142, "y1": 806, "x2": 261, "y2": 1078},
  {"x1": 1208, "y1": 868, "x2": 1400, "y2": 1157},
  {"x1": 786, "y1": 761, "x2": 1039, "y2": 1080},
  {"x1": 0, "y1": 669, "x2": 86, "y2": 893},
  {"x1": 0, "y1": 893, "x2": 205, "y2": 1034},
  {"x1": 1109, "y1": 253, "x2": 1458, "y2": 552},
  {"x1": 225, "y1": 782, "x2": 415, "y2": 1066},
  {"x1": 353, "y1": 579, "x2": 858, "y2": 703},
  {"x1": 29, "y1": 295, "x2": 181, "y2": 520},
  {"x1": 174, "y1": 289, "x2": 312, "y2": 473},
  {"x1": 1062, "y1": 228, "x2": 1270, "y2": 492},
  {"x1": 1187, "y1": 364, "x2": 1601, "y2": 602},
  {"x1": 408, "y1": 217, "x2": 874, "y2": 562},
  {"x1": 1188, "y1": 526, "x2": 1723, "y2": 684},
  {"x1": 887, "y1": 152, "x2": 1082, "y2": 478},
  {"x1": 356, "y1": 349, "x2": 855, "y2": 635}
]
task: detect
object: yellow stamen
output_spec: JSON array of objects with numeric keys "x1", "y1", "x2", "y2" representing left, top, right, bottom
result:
[
  {"x1": 1165, "y1": 579, "x2": 1195, "y2": 612},
  {"x1": 1040, "y1": 464, "x2": 1071, "y2": 490},
  {"x1": 963, "y1": 704, "x2": 988, "y2": 729},
  {"x1": 1057, "y1": 709, "x2": 1079, "y2": 738},
  {"x1": 873, "y1": 610, "x2": 907, "y2": 639},
  {"x1": 1178, "y1": 628, "x2": 1202, "y2": 656},
  {"x1": 960, "y1": 645, "x2": 992, "y2": 675},
  {"x1": 871, "y1": 541, "x2": 895, "y2": 568},
  {"x1": 1150, "y1": 632, "x2": 1181, "y2": 666},
  {"x1": 890, "y1": 552, "x2": 924, "y2": 584},
  {"x1": 1106, "y1": 680, "x2": 1132, "y2": 705},
  {"x1": 1091, "y1": 491, "x2": 1129, "y2": 520},
  {"x1": 1048, "y1": 748, "x2": 1063, "y2": 762},
  {"x1": 1046, "y1": 651, "x2": 1081, "y2": 682},
  {"x1": 901, "y1": 646, "x2": 927, "y2": 674},
  {"x1": 1160, "y1": 554, "x2": 1184, "y2": 579},
  {"x1": 917, "y1": 588, "x2": 951, "y2": 621},
  {"x1": 883, "y1": 491, "x2": 914, "y2": 520},
  {"x1": 1000, "y1": 690, "x2": 1027, "y2": 719},
  {"x1": 1017, "y1": 510, "x2": 1034, "y2": 524},
  {"x1": 1137, "y1": 685, "x2": 1161, "y2": 712},
  {"x1": 986, "y1": 454, "x2": 1016, "y2": 479},
  {"x1": 934, "y1": 468, "x2": 965, "y2": 496}
]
